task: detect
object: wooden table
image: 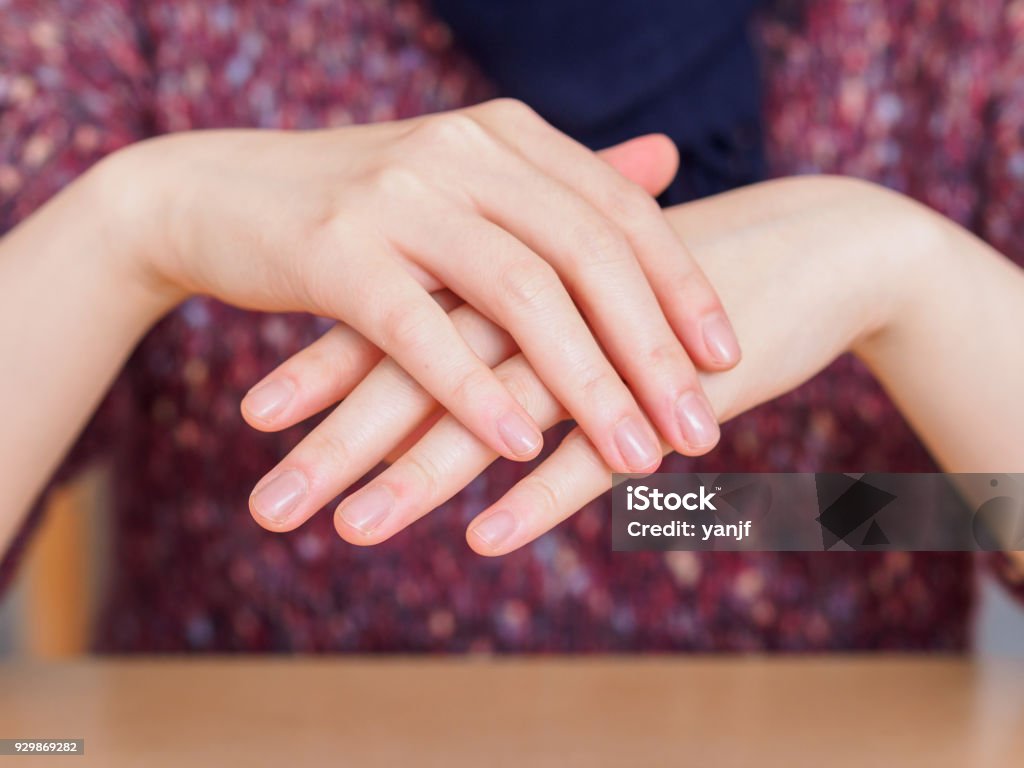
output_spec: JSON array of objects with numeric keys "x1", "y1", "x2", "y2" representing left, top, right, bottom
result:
[{"x1": 1, "y1": 657, "x2": 1022, "y2": 766}]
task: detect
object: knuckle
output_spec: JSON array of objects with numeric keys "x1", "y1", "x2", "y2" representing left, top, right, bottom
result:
[
  {"x1": 578, "y1": 367, "x2": 622, "y2": 409},
  {"x1": 644, "y1": 340, "x2": 687, "y2": 372},
  {"x1": 482, "y1": 97, "x2": 538, "y2": 123},
  {"x1": 308, "y1": 324, "x2": 368, "y2": 374},
  {"x1": 449, "y1": 365, "x2": 496, "y2": 405},
  {"x1": 408, "y1": 111, "x2": 487, "y2": 151},
  {"x1": 306, "y1": 200, "x2": 354, "y2": 246},
  {"x1": 525, "y1": 474, "x2": 561, "y2": 517},
  {"x1": 452, "y1": 308, "x2": 514, "y2": 363},
  {"x1": 401, "y1": 453, "x2": 441, "y2": 503},
  {"x1": 360, "y1": 162, "x2": 424, "y2": 201},
  {"x1": 495, "y1": 367, "x2": 533, "y2": 411},
  {"x1": 568, "y1": 221, "x2": 634, "y2": 271},
  {"x1": 668, "y1": 268, "x2": 692, "y2": 294},
  {"x1": 296, "y1": 340, "x2": 350, "y2": 386},
  {"x1": 305, "y1": 426, "x2": 351, "y2": 471},
  {"x1": 307, "y1": 205, "x2": 350, "y2": 249},
  {"x1": 605, "y1": 181, "x2": 661, "y2": 224},
  {"x1": 666, "y1": 265, "x2": 713, "y2": 304},
  {"x1": 378, "y1": 303, "x2": 430, "y2": 353},
  {"x1": 449, "y1": 304, "x2": 494, "y2": 338},
  {"x1": 496, "y1": 258, "x2": 560, "y2": 313}
]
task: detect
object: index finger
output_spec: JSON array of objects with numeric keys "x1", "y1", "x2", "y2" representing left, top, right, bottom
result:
[{"x1": 470, "y1": 99, "x2": 741, "y2": 371}]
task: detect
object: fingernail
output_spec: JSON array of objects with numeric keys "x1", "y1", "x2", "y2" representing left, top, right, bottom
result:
[
  {"x1": 337, "y1": 485, "x2": 393, "y2": 534},
  {"x1": 614, "y1": 416, "x2": 660, "y2": 472},
  {"x1": 244, "y1": 378, "x2": 295, "y2": 422},
  {"x1": 497, "y1": 411, "x2": 542, "y2": 458},
  {"x1": 470, "y1": 509, "x2": 518, "y2": 550},
  {"x1": 251, "y1": 469, "x2": 307, "y2": 524},
  {"x1": 675, "y1": 391, "x2": 720, "y2": 450},
  {"x1": 702, "y1": 312, "x2": 741, "y2": 366}
]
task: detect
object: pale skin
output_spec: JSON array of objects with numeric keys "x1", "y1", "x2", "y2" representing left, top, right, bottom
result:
[
  {"x1": 1, "y1": 111, "x2": 1022, "y2": 568},
  {"x1": 1, "y1": 101, "x2": 741, "y2": 552},
  {"x1": 0, "y1": 101, "x2": 752, "y2": 536},
  {"x1": 245, "y1": 176, "x2": 1024, "y2": 562},
  {"x1": 124, "y1": 99, "x2": 741, "y2": 479}
]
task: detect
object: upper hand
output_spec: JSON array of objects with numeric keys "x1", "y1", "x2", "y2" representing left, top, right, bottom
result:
[{"x1": 104, "y1": 99, "x2": 739, "y2": 522}]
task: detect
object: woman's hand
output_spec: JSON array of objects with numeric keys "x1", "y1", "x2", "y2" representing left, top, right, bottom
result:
[
  {"x1": 245, "y1": 176, "x2": 908, "y2": 539},
  {"x1": 247, "y1": 175, "x2": 1024, "y2": 552},
  {"x1": 107, "y1": 101, "x2": 738, "y2": 500}
]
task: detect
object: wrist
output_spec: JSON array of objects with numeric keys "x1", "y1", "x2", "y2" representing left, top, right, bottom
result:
[
  {"x1": 847, "y1": 182, "x2": 954, "y2": 364},
  {"x1": 83, "y1": 142, "x2": 189, "y2": 322}
]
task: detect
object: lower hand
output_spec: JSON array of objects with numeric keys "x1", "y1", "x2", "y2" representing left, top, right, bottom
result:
[{"x1": 242, "y1": 176, "x2": 927, "y2": 551}]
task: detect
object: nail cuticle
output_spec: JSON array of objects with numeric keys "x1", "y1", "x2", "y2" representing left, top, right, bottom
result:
[
  {"x1": 337, "y1": 485, "x2": 395, "y2": 535},
  {"x1": 470, "y1": 508, "x2": 518, "y2": 549},
  {"x1": 244, "y1": 378, "x2": 296, "y2": 422}
]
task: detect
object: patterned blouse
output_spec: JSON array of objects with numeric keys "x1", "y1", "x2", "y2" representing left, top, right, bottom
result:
[{"x1": 1, "y1": 0, "x2": 1022, "y2": 652}]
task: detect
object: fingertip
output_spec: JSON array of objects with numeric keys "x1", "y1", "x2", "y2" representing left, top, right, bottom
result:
[
  {"x1": 599, "y1": 133, "x2": 680, "y2": 197},
  {"x1": 249, "y1": 468, "x2": 308, "y2": 532},
  {"x1": 671, "y1": 436, "x2": 721, "y2": 458},
  {"x1": 643, "y1": 133, "x2": 680, "y2": 185},
  {"x1": 334, "y1": 485, "x2": 395, "y2": 545},
  {"x1": 249, "y1": 505, "x2": 296, "y2": 533},
  {"x1": 496, "y1": 410, "x2": 544, "y2": 461},
  {"x1": 644, "y1": 451, "x2": 665, "y2": 474},
  {"x1": 241, "y1": 377, "x2": 296, "y2": 430},
  {"x1": 248, "y1": 499, "x2": 277, "y2": 531},
  {"x1": 466, "y1": 531, "x2": 503, "y2": 557},
  {"x1": 700, "y1": 311, "x2": 742, "y2": 369},
  {"x1": 333, "y1": 510, "x2": 384, "y2": 546},
  {"x1": 673, "y1": 391, "x2": 722, "y2": 456},
  {"x1": 466, "y1": 508, "x2": 519, "y2": 556},
  {"x1": 610, "y1": 415, "x2": 663, "y2": 474},
  {"x1": 240, "y1": 407, "x2": 283, "y2": 433},
  {"x1": 627, "y1": 133, "x2": 679, "y2": 195}
]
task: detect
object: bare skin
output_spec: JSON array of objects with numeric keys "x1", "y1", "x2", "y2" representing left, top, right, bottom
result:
[
  {"x1": 1, "y1": 107, "x2": 736, "y2": 548},
  {"x1": 246, "y1": 176, "x2": 1024, "y2": 560},
  {"x1": 1, "y1": 147, "x2": 1021, "y2": 567}
]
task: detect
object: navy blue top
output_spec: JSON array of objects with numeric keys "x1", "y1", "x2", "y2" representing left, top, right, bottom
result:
[{"x1": 433, "y1": 0, "x2": 764, "y2": 203}]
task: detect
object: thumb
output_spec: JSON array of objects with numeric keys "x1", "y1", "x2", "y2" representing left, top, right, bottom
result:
[{"x1": 597, "y1": 134, "x2": 680, "y2": 198}]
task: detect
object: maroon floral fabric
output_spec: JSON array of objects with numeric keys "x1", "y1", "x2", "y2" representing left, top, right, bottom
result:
[{"x1": 1, "y1": 0, "x2": 1022, "y2": 652}]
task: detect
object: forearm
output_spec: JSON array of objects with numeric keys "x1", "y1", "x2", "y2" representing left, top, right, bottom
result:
[
  {"x1": 670, "y1": 176, "x2": 904, "y2": 425},
  {"x1": 858, "y1": 216, "x2": 1024, "y2": 472},
  {"x1": 0, "y1": 161, "x2": 171, "y2": 550},
  {"x1": 670, "y1": 176, "x2": 1024, "y2": 472},
  {"x1": 675, "y1": 178, "x2": 1023, "y2": 571}
]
